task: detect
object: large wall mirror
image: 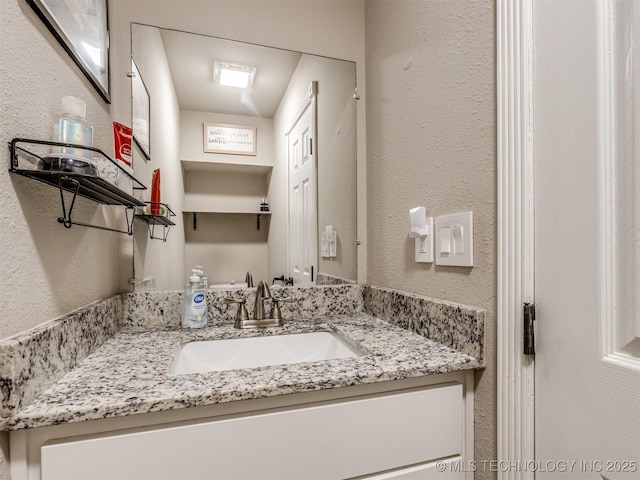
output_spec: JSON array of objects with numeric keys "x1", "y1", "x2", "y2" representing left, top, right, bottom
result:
[{"x1": 131, "y1": 24, "x2": 357, "y2": 290}]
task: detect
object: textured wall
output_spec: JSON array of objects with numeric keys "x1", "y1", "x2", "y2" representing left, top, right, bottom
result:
[
  {"x1": 0, "y1": 1, "x2": 125, "y2": 341},
  {"x1": 0, "y1": 1, "x2": 125, "y2": 475},
  {"x1": 364, "y1": 0, "x2": 496, "y2": 473}
]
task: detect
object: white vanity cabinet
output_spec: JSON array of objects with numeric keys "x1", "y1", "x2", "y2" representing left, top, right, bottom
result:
[{"x1": 11, "y1": 372, "x2": 474, "y2": 480}]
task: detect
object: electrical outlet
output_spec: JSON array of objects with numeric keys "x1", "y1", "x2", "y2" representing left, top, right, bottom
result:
[{"x1": 415, "y1": 217, "x2": 434, "y2": 263}]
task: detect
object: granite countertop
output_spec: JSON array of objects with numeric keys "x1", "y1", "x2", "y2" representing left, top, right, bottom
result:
[{"x1": 1, "y1": 313, "x2": 481, "y2": 431}]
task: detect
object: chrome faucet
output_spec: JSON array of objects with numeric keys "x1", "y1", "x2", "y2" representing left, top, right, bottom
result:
[
  {"x1": 225, "y1": 281, "x2": 294, "y2": 329},
  {"x1": 253, "y1": 281, "x2": 272, "y2": 320}
]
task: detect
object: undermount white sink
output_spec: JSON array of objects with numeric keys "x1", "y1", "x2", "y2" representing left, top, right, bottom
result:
[{"x1": 169, "y1": 331, "x2": 363, "y2": 375}]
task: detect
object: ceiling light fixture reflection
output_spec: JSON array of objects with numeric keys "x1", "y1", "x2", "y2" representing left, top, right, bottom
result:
[{"x1": 213, "y1": 61, "x2": 256, "y2": 88}]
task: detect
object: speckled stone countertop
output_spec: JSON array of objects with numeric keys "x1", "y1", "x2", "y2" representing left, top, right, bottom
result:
[{"x1": 1, "y1": 313, "x2": 480, "y2": 431}]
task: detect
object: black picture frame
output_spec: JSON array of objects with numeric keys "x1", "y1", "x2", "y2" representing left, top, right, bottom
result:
[{"x1": 26, "y1": 0, "x2": 111, "y2": 103}]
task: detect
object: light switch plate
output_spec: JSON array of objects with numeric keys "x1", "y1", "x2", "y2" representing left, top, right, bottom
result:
[
  {"x1": 435, "y1": 212, "x2": 473, "y2": 267},
  {"x1": 415, "y1": 217, "x2": 434, "y2": 263}
]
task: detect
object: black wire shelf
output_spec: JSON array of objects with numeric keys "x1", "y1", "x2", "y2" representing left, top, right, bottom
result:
[
  {"x1": 9, "y1": 138, "x2": 147, "y2": 235},
  {"x1": 134, "y1": 202, "x2": 176, "y2": 242}
]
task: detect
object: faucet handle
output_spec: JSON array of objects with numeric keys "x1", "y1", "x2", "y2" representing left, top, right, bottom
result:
[
  {"x1": 223, "y1": 298, "x2": 249, "y2": 322},
  {"x1": 269, "y1": 297, "x2": 296, "y2": 320},
  {"x1": 272, "y1": 275, "x2": 294, "y2": 286}
]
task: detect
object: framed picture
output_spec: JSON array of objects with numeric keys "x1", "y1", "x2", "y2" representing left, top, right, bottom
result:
[
  {"x1": 26, "y1": 0, "x2": 110, "y2": 103},
  {"x1": 131, "y1": 58, "x2": 151, "y2": 160},
  {"x1": 203, "y1": 123, "x2": 257, "y2": 156}
]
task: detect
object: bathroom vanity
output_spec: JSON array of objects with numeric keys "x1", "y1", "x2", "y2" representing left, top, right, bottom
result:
[
  {"x1": 2, "y1": 285, "x2": 485, "y2": 479},
  {"x1": 13, "y1": 375, "x2": 472, "y2": 479}
]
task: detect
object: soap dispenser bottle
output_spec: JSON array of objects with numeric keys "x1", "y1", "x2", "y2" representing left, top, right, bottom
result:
[
  {"x1": 182, "y1": 270, "x2": 207, "y2": 329},
  {"x1": 193, "y1": 267, "x2": 208, "y2": 323},
  {"x1": 53, "y1": 96, "x2": 94, "y2": 160}
]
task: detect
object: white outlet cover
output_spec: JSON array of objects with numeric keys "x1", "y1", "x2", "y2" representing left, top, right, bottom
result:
[
  {"x1": 415, "y1": 217, "x2": 434, "y2": 263},
  {"x1": 435, "y1": 212, "x2": 473, "y2": 267}
]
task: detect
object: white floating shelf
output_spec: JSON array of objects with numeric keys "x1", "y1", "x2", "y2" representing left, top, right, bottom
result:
[{"x1": 181, "y1": 159, "x2": 272, "y2": 175}]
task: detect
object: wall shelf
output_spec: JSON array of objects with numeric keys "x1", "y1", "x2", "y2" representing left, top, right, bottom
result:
[
  {"x1": 14, "y1": 169, "x2": 144, "y2": 206},
  {"x1": 135, "y1": 213, "x2": 176, "y2": 226},
  {"x1": 9, "y1": 138, "x2": 147, "y2": 235},
  {"x1": 182, "y1": 210, "x2": 271, "y2": 215},
  {"x1": 185, "y1": 210, "x2": 270, "y2": 232},
  {"x1": 181, "y1": 155, "x2": 272, "y2": 234},
  {"x1": 181, "y1": 159, "x2": 272, "y2": 175},
  {"x1": 135, "y1": 202, "x2": 176, "y2": 242}
]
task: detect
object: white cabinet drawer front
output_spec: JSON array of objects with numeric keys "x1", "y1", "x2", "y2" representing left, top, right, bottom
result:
[
  {"x1": 364, "y1": 457, "x2": 465, "y2": 479},
  {"x1": 41, "y1": 384, "x2": 463, "y2": 480}
]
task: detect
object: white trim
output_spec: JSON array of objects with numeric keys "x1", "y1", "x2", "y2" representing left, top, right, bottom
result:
[
  {"x1": 596, "y1": 0, "x2": 617, "y2": 360},
  {"x1": 463, "y1": 371, "x2": 475, "y2": 480},
  {"x1": 497, "y1": 0, "x2": 535, "y2": 477}
]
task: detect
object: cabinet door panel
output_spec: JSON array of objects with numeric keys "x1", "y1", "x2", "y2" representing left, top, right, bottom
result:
[{"x1": 41, "y1": 385, "x2": 462, "y2": 480}]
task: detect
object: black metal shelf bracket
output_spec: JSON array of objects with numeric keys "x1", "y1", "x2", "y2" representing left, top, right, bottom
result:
[
  {"x1": 57, "y1": 176, "x2": 79, "y2": 229},
  {"x1": 57, "y1": 177, "x2": 136, "y2": 235},
  {"x1": 145, "y1": 222, "x2": 171, "y2": 242}
]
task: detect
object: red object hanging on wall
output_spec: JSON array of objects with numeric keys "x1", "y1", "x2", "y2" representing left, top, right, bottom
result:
[
  {"x1": 151, "y1": 169, "x2": 161, "y2": 215},
  {"x1": 112, "y1": 122, "x2": 133, "y2": 168}
]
